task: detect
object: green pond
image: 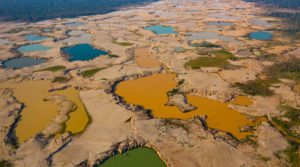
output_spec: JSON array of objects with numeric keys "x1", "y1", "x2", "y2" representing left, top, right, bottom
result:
[{"x1": 99, "y1": 147, "x2": 166, "y2": 167}]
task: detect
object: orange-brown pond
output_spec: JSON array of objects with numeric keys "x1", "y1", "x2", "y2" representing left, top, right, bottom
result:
[
  {"x1": 231, "y1": 96, "x2": 253, "y2": 106},
  {"x1": 0, "y1": 80, "x2": 89, "y2": 143},
  {"x1": 115, "y1": 73, "x2": 253, "y2": 139},
  {"x1": 134, "y1": 48, "x2": 161, "y2": 68},
  {"x1": 0, "y1": 80, "x2": 57, "y2": 143},
  {"x1": 53, "y1": 88, "x2": 89, "y2": 134}
]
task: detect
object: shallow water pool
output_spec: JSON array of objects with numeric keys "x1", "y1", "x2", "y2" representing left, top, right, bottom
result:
[
  {"x1": 249, "y1": 31, "x2": 273, "y2": 40},
  {"x1": 25, "y1": 34, "x2": 48, "y2": 41},
  {"x1": 17, "y1": 44, "x2": 51, "y2": 52},
  {"x1": 2, "y1": 57, "x2": 46, "y2": 69},
  {"x1": 144, "y1": 25, "x2": 177, "y2": 35}
]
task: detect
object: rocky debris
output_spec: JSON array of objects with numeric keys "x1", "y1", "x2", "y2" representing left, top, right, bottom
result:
[
  {"x1": 0, "y1": 88, "x2": 23, "y2": 148},
  {"x1": 166, "y1": 94, "x2": 197, "y2": 112},
  {"x1": 49, "y1": 83, "x2": 69, "y2": 92},
  {"x1": 213, "y1": 131, "x2": 240, "y2": 147},
  {"x1": 185, "y1": 88, "x2": 234, "y2": 102},
  {"x1": 237, "y1": 49, "x2": 253, "y2": 57},
  {"x1": 240, "y1": 125, "x2": 255, "y2": 132},
  {"x1": 0, "y1": 88, "x2": 23, "y2": 161},
  {"x1": 46, "y1": 132, "x2": 72, "y2": 166}
]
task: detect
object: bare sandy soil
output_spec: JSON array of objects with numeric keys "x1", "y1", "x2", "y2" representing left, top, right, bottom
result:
[{"x1": 0, "y1": 0, "x2": 299, "y2": 166}]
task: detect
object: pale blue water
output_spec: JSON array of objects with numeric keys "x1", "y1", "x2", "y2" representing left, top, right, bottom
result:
[
  {"x1": 249, "y1": 31, "x2": 273, "y2": 40},
  {"x1": 62, "y1": 43, "x2": 108, "y2": 61},
  {"x1": 17, "y1": 44, "x2": 51, "y2": 52},
  {"x1": 25, "y1": 34, "x2": 48, "y2": 41},
  {"x1": 43, "y1": 28, "x2": 52, "y2": 32},
  {"x1": 144, "y1": 25, "x2": 177, "y2": 35},
  {"x1": 2, "y1": 57, "x2": 46, "y2": 69},
  {"x1": 0, "y1": 39, "x2": 9, "y2": 45},
  {"x1": 174, "y1": 47, "x2": 186, "y2": 53}
]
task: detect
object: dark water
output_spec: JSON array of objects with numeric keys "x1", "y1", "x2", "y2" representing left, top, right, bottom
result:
[
  {"x1": 0, "y1": 0, "x2": 159, "y2": 22},
  {"x1": 2, "y1": 57, "x2": 46, "y2": 69},
  {"x1": 245, "y1": 0, "x2": 300, "y2": 8}
]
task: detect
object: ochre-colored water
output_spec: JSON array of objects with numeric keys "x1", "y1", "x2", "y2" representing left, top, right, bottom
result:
[
  {"x1": 134, "y1": 48, "x2": 161, "y2": 68},
  {"x1": 53, "y1": 88, "x2": 89, "y2": 134},
  {"x1": 0, "y1": 80, "x2": 89, "y2": 143},
  {"x1": 0, "y1": 80, "x2": 57, "y2": 143},
  {"x1": 115, "y1": 74, "x2": 253, "y2": 139},
  {"x1": 231, "y1": 96, "x2": 253, "y2": 106}
]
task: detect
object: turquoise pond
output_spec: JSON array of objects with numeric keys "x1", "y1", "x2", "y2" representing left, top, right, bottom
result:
[
  {"x1": 249, "y1": 31, "x2": 273, "y2": 40},
  {"x1": 17, "y1": 44, "x2": 51, "y2": 52},
  {"x1": 2, "y1": 57, "x2": 46, "y2": 69},
  {"x1": 144, "y1": 25, "x2": 177, "y2": 35},
  {"x1": 62, "y1": 43, "x2": 108, "y2": 61},
  {"x1": 25, "y1": 34, "x2": 48, "y2": 41}
]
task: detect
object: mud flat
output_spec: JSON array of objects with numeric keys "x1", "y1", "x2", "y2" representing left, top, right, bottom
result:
[{"x1": 134, "y1": 47, "x2": 161, "y2": 68}]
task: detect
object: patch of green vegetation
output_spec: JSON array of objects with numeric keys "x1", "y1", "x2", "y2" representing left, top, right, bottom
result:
[
  {"x1": 107, "y1": 54, "x2": 119, "y2": 58},
  {"x1": 81, "y1": 68, "x2": 104, "y2": 78},
  {"x1": 191, "y1": 41, "x2": 221, "y2": 48},
  {"x1": 270, "y1": 106, "x2": 300, "y2": 166},
  {"x1": 112, "y1": 39, "x2": 133, "y2": 46},
  {"x1": 185, "y1": 49, "x2": 238, "y2": 69},
  {"x1": 0, "y1": 160, "x2": 12, "y2": 167},
  {"x1": 284, "y1": 142, "x2": 300, "y2": 167},
  {"x1": 185, "y1": 56, "x2": 229, "y2": 69},
  {"x1": 36, "y1": 65, "x2": 66, "y2": 72},
  {"x1": 167, "y1": 88, "x2": 179, "y2": 96},
  {"x1": 52, "y1": 76, "x2": 68, "y2": 83},
  {"x1": 266, "y1": 58, "x2": 300, "y2": 81},
  {"x1": 272, "y1": 105, "x2": 300, "y2": 140},
  {"x1": 6, "y1": 27, "x2": 26, "y2": 34},
  {"x1": 211, "y1": 50, "x2": 237, "y2": 60},
  {"x1": 162, "y1": 119, "x2": 190, "y2": 132},
  {"x1": 234, "y1": 79, "x2": 276, "y2": 96},
  {"x1": 178, "y1": 79, "x2": 185, "y2": 85},
  {"x1": 243, "y1": 135, "x2": 258, "y2": 147}
]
